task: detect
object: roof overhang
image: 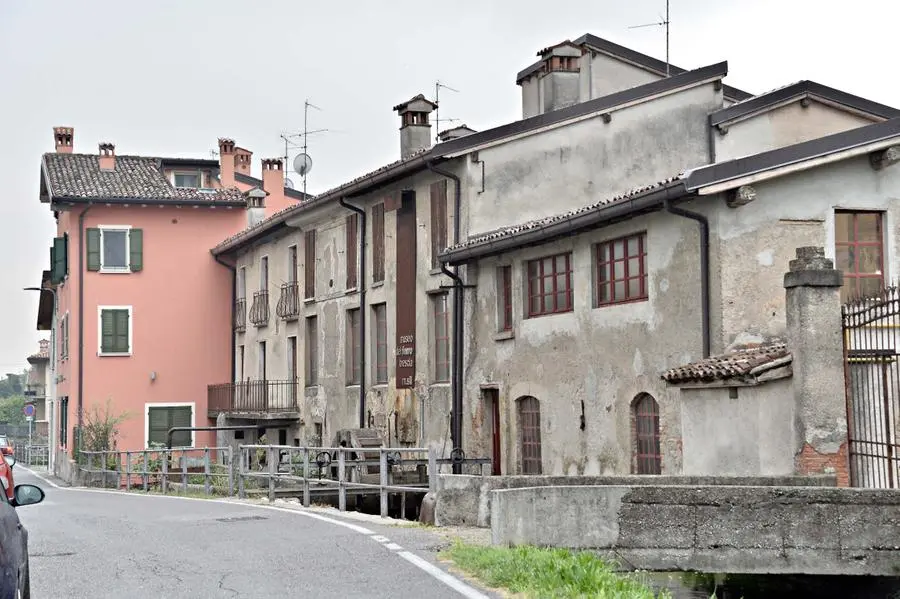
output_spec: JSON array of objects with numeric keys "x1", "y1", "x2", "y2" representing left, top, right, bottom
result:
[{"x1": 50, "y1": 196, "x2": 245, "y2": 209}]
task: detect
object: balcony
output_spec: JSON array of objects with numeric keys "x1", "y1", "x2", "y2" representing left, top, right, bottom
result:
[
  {"x1": 234, "y1": 298, "x2": 247, "y2": 332},
  {"x1": 276, "y1": 282, "x2": 300, "y2": 320},
  {"x1": 24, "y1": 384, "x2": 46, "y2": 400},
  {"x1": 248, "y1": 290, "x2": 269, "y2": 327},
  {"x1": 207, "y1": 379, "x2": 300, "y2": 419}
]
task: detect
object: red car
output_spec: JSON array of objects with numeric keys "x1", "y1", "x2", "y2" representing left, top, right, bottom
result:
[
  {"x1": 0, "y1": 435, "x2": 14, "y2": 458},
  {"x1": 0, "y1": 454, "x2": 15, "y2": 502}
]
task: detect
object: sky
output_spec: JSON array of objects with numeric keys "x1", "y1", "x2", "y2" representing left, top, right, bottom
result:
[{"x1": 0, "y1": 0, "x2": 898, "y2": 374}]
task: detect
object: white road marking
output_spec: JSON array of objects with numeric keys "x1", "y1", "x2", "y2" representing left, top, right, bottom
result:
[{"x1": 19, "y1": 466, "x2": 490, "y2": 598}]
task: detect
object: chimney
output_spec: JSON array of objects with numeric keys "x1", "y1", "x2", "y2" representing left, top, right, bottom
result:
[
  {"x1": 234, "y1": 146, "x2": 252, "y2": 176},
  {"x1": 245, "y1": 188, "x2": 267, "y2": 228},
  {"x1": 38, "y1": 339, "x2": 50, "y2": 355},
  {"x1": 218, "y1": 138, "x2": 236, "y2": 187},
  {"x1": 261, "y1": 158, "x2": 286, "y2": 214},
  {"x1": 98, "y1": 142, "x2": 115, "y2": 171},
  {"x1": 393, "y1": 94, "x2": 437, "y2": 159},
  {"x1": 518, "y1": 40, "x2": 583, "y2": 118},
  {"x1": 53, "y1": 126, "x2": 74, "y2": 153},
  {"x1": 437, "y1": 125, "x2": 478, "y2": 143}
]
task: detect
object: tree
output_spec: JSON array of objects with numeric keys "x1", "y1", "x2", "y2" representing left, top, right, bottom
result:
[
  {"x1": 0, "y1": 396, "x2": 26, "y2": 425},
  {"x1": 81, "y1": 399, "x2": 130, "y2": 453}
]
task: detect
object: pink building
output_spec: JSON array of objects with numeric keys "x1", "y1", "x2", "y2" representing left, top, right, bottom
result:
[{"x1": 38, "y1": 128, "x2": 303, "y2": 465}]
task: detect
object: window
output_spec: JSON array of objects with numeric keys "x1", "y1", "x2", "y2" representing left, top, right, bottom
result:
[
  {"x1": 86, "y1": 227, "x2": 143, "y2": 273},
  {"x1": 346, "y1": 215, "x2": 358, "y2": 289},
  {"x1": 238, "y1": 345, "x2": 245, "y2": 381},
  {"x1": 517, "y1": 396, "x2": 542, "y2": 474},
  {"x1": 174, "y1": 172, "x2": 200, "y2": 188},
  {"x1": 497, "y1": 266, "x2": 512, "y2": 331},
  {"x1": 596, "y1": 233, "x2": 648, "y2": 306},
  {"x1": 633, "y1": 393, "x2": 661, "y2": 475},
  {"x1": 60, "y1": 313, "x2": 69, "y2": 360},
  {"x1": 260, "y1": 256, "x2": 269, "y2": 291},
  {"x1": 835, "y1": 211, "x2": 885, "y2": 302},
  {"x1": 288, "y1": 246, "x2": 298, "y2": 283},
  {"x1": 305, "y1": 316, "x2": 318, "y2": 386},
  {"x1": 287, "y1": 336, "x2": 297, "y2": 381},
  {"x1": 258, "y1": 341, "x2": 267, "y2": 380},
  {"x1": 346, "y1": 309, "x2": 361, "y2": 385},
  {"x1": 372, "y1": 203, "x2": 385, "y2": 283},
  {"x1": 304, "y1": 230, "x2": 316, "y2": 299},
  {"x1": 51, "y1": 235, "x2": 69, "y2": 284},
  {"x1": 433, "y1": 293, "x2": 450, "y2": 382},
  {"x1": 98, "y1": 307, "x2": 132, "y2": 356},
  {"x1": 147, "y1": 404, "x2": 193, "y2": 447},
  {"x1": 237, "y1": 267, "x2": 247, "y2": 300},
  {"x1": 59, "y1": 397, "x2": 68, "y2": 448},
  {"x1": 526, "y1": 252, "x2": 573, "y2": 317},
  {"x1": 430, "y1": 180, "x2": 448, "y2": 269},
  {"x1": 373, "y1": 304, "x2": 388, "y2": 384}
]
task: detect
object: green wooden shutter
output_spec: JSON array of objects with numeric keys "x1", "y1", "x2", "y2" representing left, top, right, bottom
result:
[
  {"x1": 129, "y1": 229, "x2": 143, "y2": 272},
  {"x1": 63, "y1": 233, "x2": 69, "y2": 275},
  {"x1": 148, "y1": 408, "x2": 169, "y2": 446},
  {"x1": 86, "y1": 228, "x2": 101, "y2": 271},
  {"x1": 171, "y1": 407, "x2": 192, "y2": 447},
  {"x1": 114, "y1": 309, "x2": 130, "y2": 353},
  {"x1": 51, "y1": 237, "x2": 66, "y2": 283},
  {"x1": 100, "y1": 310, "x2": 115, "y2": 353}
]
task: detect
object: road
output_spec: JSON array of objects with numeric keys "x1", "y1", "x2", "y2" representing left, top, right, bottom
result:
[{"x1": 14, "y1": 467, "x2": 494, "y2": 599}]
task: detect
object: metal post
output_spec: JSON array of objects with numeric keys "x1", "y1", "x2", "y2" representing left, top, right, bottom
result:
[
  {"x1": 204, "y1": 448, "x2": 211, "y2": 495},
  {"x1": 379, "y1": 449, "x2": 388, "y2": 517},
  {"x1": 142, "y1": 452, "x2": 149, "y2": 492},
  {"x1": 162, "y1": 451, "x2": 168, "y2": 494},
  {"x1": 181, "y1": 450, "x2": 188, "y2": 492},
  {"x1": 227, "y1": 446, "x2": 234, "y2": 496},
  {"x1": 338, "y1": 448, "x2": 346, "y2": 512},
  {"x1": 428, "y1": 447, "x2": 438, "y2": 494},
  {"x1": 267, "y1": 446, "x2": 275, "y2": 503},
  {"x1": 125, "y1": 451, "x2": 131, "y2": 491},
  {"x1": 302, "y1": 447, "x2": 310, "y2": 507},
  {"x1": 238, "y1": 447, "x2": 246, "y2": 499}
]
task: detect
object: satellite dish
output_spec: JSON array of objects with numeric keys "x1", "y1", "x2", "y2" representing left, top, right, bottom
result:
[
  {"x1": 293, "y1": 153, "x2": 313, "y2": 176},
  {"x1": 284, "y1": 178, "x2": 295, "y2": 189}
]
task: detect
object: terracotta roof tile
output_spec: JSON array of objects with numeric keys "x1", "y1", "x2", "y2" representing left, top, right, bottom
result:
[{"x1": 662, "y1": 342, "x2": 791, "y2": 384}]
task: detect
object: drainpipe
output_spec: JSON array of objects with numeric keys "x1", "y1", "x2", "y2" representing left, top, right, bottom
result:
[
  {"x1": 77, "y1": 203, "x2": 94, "y2": 452},
  {"x1": 664, "y1": 198, "x2": 711, "y2": 358},
  {"x1": 425, "y1": 160, "x2": 464, "y2": 474},
  {"x1": 213, "y1": 255, "x2": 237, "y2": 385},
  {"x1": 339, "y1": 198, "x2": 367, "y2": 429}
]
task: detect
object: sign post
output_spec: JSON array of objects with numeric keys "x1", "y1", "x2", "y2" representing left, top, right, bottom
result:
[{"x1": 23, "y1": 404, "x2": 35, "y2": 447}]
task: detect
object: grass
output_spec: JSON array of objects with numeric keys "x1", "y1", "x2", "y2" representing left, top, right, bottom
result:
[{"x1": 439, "y1": 542, "x2": 671, "y2": 599}]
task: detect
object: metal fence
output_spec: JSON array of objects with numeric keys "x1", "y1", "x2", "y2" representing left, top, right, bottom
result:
[{"x1": 23, "y1": 445, "x2": 49, "y2": 468}]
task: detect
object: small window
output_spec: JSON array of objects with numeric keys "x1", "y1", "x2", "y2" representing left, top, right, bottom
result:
[
  {"x1": 102, "y1": 229, "x2": 128, "y2": 270},
  {"x1": 633, "y1": 393, "x2": 661, "y2": 475},
  {"x1": 497, "y1": 266, "x2": 512, "y2": 331},
  {"x1": 99, "y1": 307, "x2": 131, "y2": 356},
  {"x1": 305, "y1": 316, "x2": 318, "y2": 387},
  {"x1": 260, "y1": 256, "x2": 269, "y2": 291},
  {"x1": 304, "y1": 230, "x2": 317, "y2": 299},
  {"x1": 835, "y1": 210, "x2": 885, "y2": 302},
  {"x1": 346, "y1": 309, "x2": 361, "y2": 385},
  {"x1": 174, "y1": 172, "x2": 200, "y2": 188},
  {"x1": 372, "y1": 203, "x2": 385, "y2": 283},
  {"x1": 517, "y1": 396, "x2": 542, "y2": 475},
  {"x1": 373, "y1": 303, "x2": 388, "y2": 384},
  {"x1": 346, "y1": 215, "x2": 358, "y2": 289},
  {"x1": 87, "y1": 227, "x2": 143, "y2": 273},
  {"x1": 526, "y1": 252, "x2": 573, "y2": 317},
  {"x1": 596, "y1": 232, "x2": 648, "y2": 306},
  {"x1": 148, "y1": 405, "x2": 192, "y2": 447},
  {"x1": 433, "y1": 293, "x2": 450, "y2": 382}
]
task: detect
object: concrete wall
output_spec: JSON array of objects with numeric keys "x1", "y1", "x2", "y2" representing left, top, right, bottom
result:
[
  {"x1": 489, "y1": 484, "x2": 900, "y2": 576},
  {"x1": 579, "y1": 51, "x2": 662, "y2": 102},
  {"x1": 714, "y1": 100, "x2": 879, "y2": 162},
  {"x1": 680, "y1": 378, "x2": 796, "y2": 476}
]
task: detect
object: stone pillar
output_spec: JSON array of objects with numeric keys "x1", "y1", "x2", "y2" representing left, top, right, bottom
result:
[{"x1": 784, "y1": 246, "x2": 849, "y2": 485}]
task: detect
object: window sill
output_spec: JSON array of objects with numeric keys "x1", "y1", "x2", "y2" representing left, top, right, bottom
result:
[
  {"x1": 594, "y1": 297, "x2": 649, "y2": 309},
  {"x1": 303, "y1": 298, "x2": 316, "y2": 305},
  {"x1": 494, "y1": 330, "x2": 515, "y2": 342},
  {"x1": 345, "y1": 287, "x2": 359, "y2": 295},
  {"x1": 371, "y1": 281, "x2": 384, "y2": 289},
  {"x1": 99, "y1": 268, "x2": 132, "y2": 275},
  {"x1": 346, "y1": 383, "x2": 361, "y2": 389},
  {"x1": 98, "y1": 351, "x2": 132, "y2": 357},
  {"x1": 430, "y1": 381, "x2": 451, "y2": 388},
  {"x1": 429, "y1": 267, "x2": 444, "y2": 276}
]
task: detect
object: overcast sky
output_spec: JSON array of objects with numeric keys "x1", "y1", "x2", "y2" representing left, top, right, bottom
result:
[{"x1": 1, "y1": 0, "x2": 898, "y2": 374}]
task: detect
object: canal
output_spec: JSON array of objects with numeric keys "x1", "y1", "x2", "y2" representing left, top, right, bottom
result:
[{"x1": 644, "y1": 572, "x2": 900, "y2": 598}]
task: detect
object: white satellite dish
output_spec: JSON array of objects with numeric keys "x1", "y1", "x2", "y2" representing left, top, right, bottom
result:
[
  {"x1": 284, "y1": 178, "x2": 295, "y2": 189},
  {"x1": 293, "y1": 153, "x2": 313, "y2": 177}
]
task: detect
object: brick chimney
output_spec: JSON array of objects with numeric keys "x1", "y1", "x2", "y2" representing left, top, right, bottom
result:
[
  {"x1": 393, "y1": 94, "x2": 437, "y2": 159},
  {"x1": 234, "y1": 146, "x2": 252, "y2": 176},
  {"x1": 218, "y1": 138, "x2": 236, "y2": 186},
  {"x1": 98, "y1": 142, "x2": 115, "y2": 171},
  {"x1": 53, "y1": 126, "x2": 74, "y2": 153},
  {"x1": 261, "y1": 158, "x2": 287, "y2": 217}
]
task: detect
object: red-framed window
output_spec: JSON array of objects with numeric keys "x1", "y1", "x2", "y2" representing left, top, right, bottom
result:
[
  {"x1": 498, "y1": 265, "x2": 513, "y2": 331},
  {"x1": 526, "y1": 253, "x2": 573, "y2": 317},
  {"x1": 633, "y1": 393, "x2": 661, "y2": 475},
  {"x1": 835, "y1": 211, "x2": 885, "y2": 302},
  {"x1": 596, "y1": 232, "x2": 648, "y2": 306},
  {"x1": 433, "y1": 293, "x2": 450, "y2": 382}
]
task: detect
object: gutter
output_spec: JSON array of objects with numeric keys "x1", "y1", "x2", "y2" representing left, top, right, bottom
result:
[
  {"x1": 53, "y1": 196, "x2": 247, "y2": 209},
  {"x1": 339, "y1": 198, "x2": 367, "y2": 429},
  {"x1": 213, "y1": 255, "x2": 237, "y2": 389},
  {"x1": 426, "y1": 159, "x2": 464, "y2": 474},
  {"x1": 77, "y1": 203, "x2": 94, "y2": 450}
]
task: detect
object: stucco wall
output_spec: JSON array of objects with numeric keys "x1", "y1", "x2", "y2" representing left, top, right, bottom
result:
[{"x1": 580, "y1": 51, "x2": 662, "y2": 101}]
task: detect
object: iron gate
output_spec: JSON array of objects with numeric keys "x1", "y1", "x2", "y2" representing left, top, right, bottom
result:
[{"x1": 842, "y1": 287, "x2": 900, "y2": 488}]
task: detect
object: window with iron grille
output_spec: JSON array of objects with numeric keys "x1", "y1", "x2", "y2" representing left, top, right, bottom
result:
[
  {"x1": 595, "y1": 232, "x2": 648, "y2": 306},
  {"x1": 304, "y1": 230, "x2": 316, "y2": 299},
  {"x1": 633, "y1": 393, "x2": 661, "y2": 475},
  {"x1": 497, "y1": 265, "x2": 512, "y2": 331},
  {"x1": 526, "y1": 253, "x2": 573, "y2": 317},
  {"x1": 517, "y1": 396, "x2": 542, "y2": 474},
  {"x1": 372, "y1": 303, "x2": 388, "y2": 384},
  {"x1": 346, "y1": 309, "x2": 361, "y2": 385},
  {"x1": 835, "y1": 210, "x2": 885, "y2": 302},
  {"x1": 346, "y1": 215, "x2": 358, "y2": 289},
  {"x1": 433, "y1": 293, "x2": 450, "y2": 382},
  {"x1": 372, "y1": 203, "x2": 385, "y2": 283}
]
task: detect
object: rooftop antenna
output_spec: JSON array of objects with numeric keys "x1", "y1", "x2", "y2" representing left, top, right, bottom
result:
[
  {"x1": 280, "y1": 98, "x2": 329, "y2": 197},
  {"x1": 628, "y1": 0, "x2": 671, "y2": 76},
  {"x1": 434, "y1": 80, "x2": 462, "y2": 141}
]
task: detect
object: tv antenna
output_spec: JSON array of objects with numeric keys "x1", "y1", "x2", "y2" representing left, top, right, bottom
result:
[
  {"x1": 434, "y1": 80, "x2": 462, "y2": 141},
  {"x1": 280, "y1": 98, "x2": 329, "y2": 198},
  {"x1": 629, "y1": 0, "x2": 671, "y2": 76}
]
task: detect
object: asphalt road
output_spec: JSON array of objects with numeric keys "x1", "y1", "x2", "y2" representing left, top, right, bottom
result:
[{"x1": 14, "y1": 467, "x2": 494, "y2": 599}]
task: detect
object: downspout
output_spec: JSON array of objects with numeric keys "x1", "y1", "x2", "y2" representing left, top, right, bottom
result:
[
  {"x1": 664, "y1": 198, "x2": 711, "y2": 358},
  {"x1": 425, "y1": 160, "x2": 464, "y2": 474},
  {"x1": 213, "y1": 255, "x2": 237, "y2": 385},
  {"x1": 339, "y1": 198, "x2": 367, "y2": 429},
  {"x1": 77, "y1": 203, "x2": 94, "y2": 452}
]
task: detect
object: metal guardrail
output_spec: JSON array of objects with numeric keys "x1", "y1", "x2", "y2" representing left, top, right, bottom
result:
[
  {"x1": 23, "y1": 445, "x2": 49, "y2": 468},
  {"x1": 78, "y1": 447, "x2": 235, "y2": 496}
]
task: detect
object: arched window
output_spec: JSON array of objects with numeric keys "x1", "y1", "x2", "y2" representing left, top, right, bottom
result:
[
  {"x1": 633, "y1": 393, "x2": 661, "y2": 474},
  {"x1": 516, "y1": 396, "x2": 542, "y2": 474}
]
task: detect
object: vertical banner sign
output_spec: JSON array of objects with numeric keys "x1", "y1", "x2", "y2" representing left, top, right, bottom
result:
[{"x1": 395, "y1": 190, "x2": 417, "y2": 389}]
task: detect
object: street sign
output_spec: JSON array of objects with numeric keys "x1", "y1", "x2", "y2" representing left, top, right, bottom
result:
[
  {"x1": 23, "y1": 404, "x2": 34, "y2": 418},
  {"x1": 25, "y1": 416, "x2": 33, "y2": 423}
]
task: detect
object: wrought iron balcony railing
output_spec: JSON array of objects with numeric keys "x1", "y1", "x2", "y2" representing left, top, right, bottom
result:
[
  {"x1": 234, "y1": 298, "x2": 247, "y2": 332},
  {"x1": 248, "y1": 290, "x2": 270, "y2": 327},
  {"x1": 276, "y1": 282, "x2": 300, "y2": 320}
]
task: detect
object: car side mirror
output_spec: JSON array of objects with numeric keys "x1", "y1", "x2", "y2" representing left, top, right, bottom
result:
[
  {"x1": 13, "y1": 484, "x2": 44, "y2": 507},
  {"x1": 4, "y1": 454, "x2": 15, "y2": 468}
]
